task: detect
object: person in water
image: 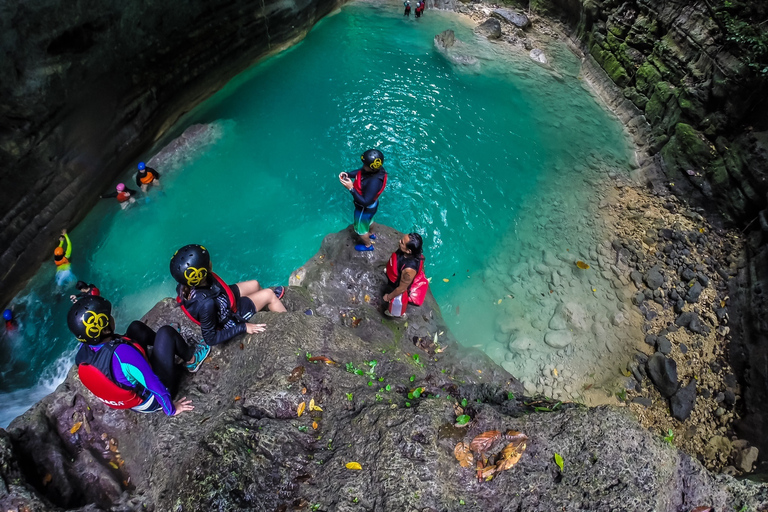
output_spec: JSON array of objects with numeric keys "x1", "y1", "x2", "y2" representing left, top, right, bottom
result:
[
  {"x1": 70, "y1": 281, "x2": 101, "y2": 303},
  {"x1": 3, "y1": 309, "x2": 17, "y2": 333},
  {"x1": 101, "y1": 183, "x2": 137, "y2": 209},
  {"x1": 69, "y1": 295, "x2": 201, "y2": 415},
  {"x1": 54, "y1": 229, "x2": 77, "y2": 287},
  {"x1": 415, "y1": 1, "x2": 423, "y2": 17},
  {"x1": 171, "y1": 244, "x2": 287, "y2": 347},
  {"x1": 339, "y1": 149, "x2": 388, "y2": 252},
  {"x1": 404, "y1": 1, "x2": 411, "y2": 16},
  {"x1": 383, "y1": 233, "x2": 429, "y2": 318},
  {"x1": 135, "y1": 162, "x2": 161, "y2": 193}
]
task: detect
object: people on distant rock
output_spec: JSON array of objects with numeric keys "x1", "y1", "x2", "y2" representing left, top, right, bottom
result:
[
  {"x1": 135, "y1": 162, "x2": 162, "y2": 193},
  {"x1": 404, "y1": 1, "x2": 411, "y2": 16},
  {"x1": 70, "y1": 281, "x2": 101, "y2": 303},
  {"x1": 3, "y1": 309, "x2": 17, "y2": 333},
  {"x1": 54, "y1": 229, "x2": 77, "y2": 287},
  {"x1": 171, "y1": 244, "x2": 287, "y2": 347},
  {"x1": 100, "y1": 183, "x2": 137, "y2": 209},
  {"x1": 338, "y1": 149, "x2": 388, "y2": 252},
  {"x1": 69, "y1": 296, "x2": 199, "y2": 415},
  {"x1": 383, "y1": 233, "x2": 429, "y2": 318}
]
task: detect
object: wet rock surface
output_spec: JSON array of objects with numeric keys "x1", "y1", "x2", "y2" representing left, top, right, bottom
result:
[{"x1": 2, "y1": 226, "x2": 766, "y2": 511}]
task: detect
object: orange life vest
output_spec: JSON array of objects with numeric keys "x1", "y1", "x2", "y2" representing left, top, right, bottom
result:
[
  {"x1": 139, "y1": 172, "x2": 155, "y2": 185},
  {"x1": 55, "y1": 256, "x2": 70, "y2": 267}
]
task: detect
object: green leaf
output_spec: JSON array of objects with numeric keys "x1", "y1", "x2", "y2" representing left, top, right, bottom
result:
[
  {"x1": 408, "y1": 392, "x2": 414, "y2": 399},
  {"x1": 405, "y1": 402, "x2": 411, "y2": 407},
  {"x1": 507, "y1": 392, "x2": 515, "y2": 400},
  {"x1": 409, "y1": 375, "x2": 415, "y2": 382},
  {"x1": 385, "y1": 384, "x2": 391, "y2": 391},
  {"x1": 378, "y1": 377, "x2": 384, "y2": 381},
  {"x1": 554, "y1": 453, "x2": 564, "y2": 472},
  {"x1": 368, "y1": 381, "x2": 374, "y2": 387},
  {"x1": 455, "y1": 414, "x2": 470, "y2": 425},
  {"x1": 412, "y1": 388, "x2": 422, "y2": 399},
  {"x1": 460, "y1": 398, "x2": 468, "y2": 407},
  {"x1": 459, "y1": 499, "x2": 465, "y2": 505}
]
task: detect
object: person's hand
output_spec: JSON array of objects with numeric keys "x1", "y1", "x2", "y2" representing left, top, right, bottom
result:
[
  {"x1": 70, "y1": 295, "x2": 77, "y2": 303},
  {"x1": 382, "y1": 293, "x2": 390, "y2": 302},
  {"x1": 172, "y1": 397, "x2": 194, "y2": 416},
  {"x1": 245, "y1": 323, "x2": 267, "y2": 334},
  {"x1": 339, "y1": 173, "x2": 353, "y2": 190},
  {"x1": 61, "y1": 228, "x2": 67, "y2": 235}
]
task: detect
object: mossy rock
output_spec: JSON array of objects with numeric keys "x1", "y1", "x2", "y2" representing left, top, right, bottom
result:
[
  {"x1": 616, "y1": 42, "x2": 644, "y2": 71},
  {"x1": 635, "y1": 62, "x2": 661, "y2": 95},
  {"x1": 662, "y1": 124, "x2": 729, "y2": 192},
  {"x1": 644, "y1": 82, "x2": 677, "y2": 126},
  {"x1": 721, "y1": 137, "x2": 760, "y2": 203},
  {"x1": 602, "y1": 52, "x2": 629, "y2": 87},
  {"x1": 676, "y1": 88, "x2": 706, "y2": 124},
  {"x1": 623, "y1": 87, "x2": 649, "y2": 110},
  {"x1": 625, "y1": 15, "x2": 658, "y2": 51},
  {"x1": 647, "y1": 54, "x2": 675, "y2": 82},
  {"x1": 605, "y1": 31, "x2": 622, "y2": 52}
]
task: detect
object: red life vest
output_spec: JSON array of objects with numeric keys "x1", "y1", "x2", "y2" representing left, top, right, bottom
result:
[
  {"x1": 117, "y1": 191, "x2": 130, "y2": 203},
  {"x1": 89, "y1": 286, "x2": 100, "y2": 296},
  {"x1": 386, "y1": 252, "x2": 429, "y2": 306},
  {"x1": 77, "y1": 338, "x2": 147, "y2": 409},
  {"x1": 353, "y1": 171, "x2": 388, "y2": 203},
  {"x1": 176, "y1": 272, "x2": 237, "y2": 326}
]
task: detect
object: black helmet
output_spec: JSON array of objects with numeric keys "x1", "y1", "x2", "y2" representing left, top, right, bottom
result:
[
  {"x1": 170, "y1": 244, "x2": 211, "y2": 287},
  {"x1": 361, "y1": 149, "x2": 384, "y2": 170},
  {"x1": 67, "y1": 296, "x2": 113, "y2": 344}
]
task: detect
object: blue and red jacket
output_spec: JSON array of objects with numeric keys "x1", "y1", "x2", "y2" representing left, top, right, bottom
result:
[{"x1": 347, "y1": 167, "x2": 387, "y2": 207}]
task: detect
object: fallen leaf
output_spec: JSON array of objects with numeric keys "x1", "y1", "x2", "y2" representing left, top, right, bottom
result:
[
  {"x1": 301, "y1": 387, "x2": 307, "y2": 394},
  {"x1": 496, "y1": 445, "x2": 525, "y2": 471},
  {"x1": 297, "y1": 402, "x2": 306, "y2": 417},
  {"x1": 109, "y1": 439, "x2": 119, "y2": 452},
  {"x1": 592, "y1": 288, "x2": 597, "y2": 292},
  {"x1": 345, "y1": 462, "x2": 362, "y2": 470},
  {"x1": 70, "y1": 422, "x2": 83, "y2": 434},
  {"x1": 443, "y1": 278, "x2": 450, "y2": 282},
  {"x1": 504, "y1": 430, "x2": 529, "y2": 446},
  {"x1": 455, "y1": 414, "x2": 471, "y2": 426},
  {"x1": 234, "y1": 396, "x2": 241, "y2": 401},
  {"x1": 308, "y1": 356, "x2": 337, "y2": 365},
  {"x1": 454, "y1": 442, "x2": 474, "y2": 468},
  {"x1": 470, "y1": 431, "x2": 501, "y2": 453},
  {"x1": 575, "y1": 261, "x2": 590, "y2": 270},
  {"x1": 497, "y1": 299, "x2": 502, "y2": 304},
  {"x1": 554, "y1": 453, "x2": 564, "y2": 472},
  {"x1": 364, "y1": 294, "x2": 371, "y2": 303},
  {"x1": 552, "y1": 368, "x2": 558, "y2": 377},
  {"x1": 109, "y1": 461, "x2": 119, "y2": 469},
  {"x1": 289, "y1": 366, "x2": 305, "y2": 382},
  {"x1": 352, "y1": 317, "x2": 362, "y2": 327},
  {"x1": 454, "y1": 404, "x2": 464, "y2": 415},
  {"x1": 480, "y1": 464, "x2": 497, "y2": 478},
  {"x1": 42, "y1": 473, "x2": 52, "y2": 485},
  {"x1": 309, "y1": 399, "x2": 323, "y2": 412},
  {"x1": 312, "y1": 421, "x2": 318, "y2": 429},
  {"x1": 239, "y1": 343, "x2": 244, "y2": 350}
]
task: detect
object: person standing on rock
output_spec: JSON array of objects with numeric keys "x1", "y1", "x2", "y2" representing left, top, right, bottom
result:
[
  {"x1": 135, "y1": 162, "x2": 162, "y2": 194},
  {"x1": 383, "y1": 233, "x2": 429, "y2": 317},
  {"x1": 171, "y1": 244, "x2": 287, "y2": 347},
  {"x1": 53, "y1": 229, "x2": 77, "y2": 287},
  {"x1": 338, "y1": 149, "x2": 387, "y2": 252},
  {"x1": 68, "y1": 296, "x2": 198, "y2": 416}
]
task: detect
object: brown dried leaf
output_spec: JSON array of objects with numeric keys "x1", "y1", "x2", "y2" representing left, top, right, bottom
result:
[
  {"x1": 312, "y1": 421, "x2": 318, "y2": 430},
  {"x1": 504, "y1": 430, "x2": 528, "y2": 444},
  {"x1": 480, "y1": 464, "x2": 497, "y2": 478},
  {"x1": 469, "y1": 430, "x2": 501, "y2": 453},
  {"x1": 288, "y1": 366, "x2": 305, "y2": 382},
  {"x1": 239, "y1": 343, "x2": 244, "y2": 350},
  {"x1": 453, "y1": 442, "x2": 474, "y2": 468},
  {"x1": 351, "y1": 317, "x2": 362, "y2": 327},
  {"x1": 109, "y1": 439, "x2": 119, "y2": 452},
  {"x1": 70, "y1": 422, "x2": 83, "y2": 434},
  {"x1": 496, "y1": 441, "x2": 527, "y2": 471},
  {"x1": 297, "y1": 402, "x2": 306, "y2": 417},
  {"x1": 234, "y1": 396, "x2": 241, "y2": 401},
  {"x1": 453, "y1": 404, "x2": 464, "y2": 416},
  {"x1": 42, "y1": 473, "x2": 52, "y2": 486},
  {"x1": 308, "y1": 356, "x2": 337, "y2": 365},
  {"x1": 301, "y1": 387, "x2": 307, "y2": 394}
]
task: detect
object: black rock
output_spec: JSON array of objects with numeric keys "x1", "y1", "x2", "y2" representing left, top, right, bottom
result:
[
  {"x1": 715, "y1": 392, "x2": 725, "y2": 403},
  {"x1": 630, "y1": 363, "x2": 644, "y2": 383},
  {"x1": 633, "y1": 397, "x2": 653, "y2": 408},
  {"x1": 715, "y1": 307, "x2": 728, "y2": 323},
  {"x1": 630, "y1": 271, "x2": 644, "y2": 288},
  {"x1": 710, "y1": 361, "x2": 722, "y2": 373},
  {"x1": 681, "y1": 267, "x2": 696, "y2": 282},
  {"x1": 724, "y1": 389, "x2": 736, "y2": 406},
  {"x1": 659, "y1": 228, "x2": 674, "y2": 239},
  {"x1": 680, "y1": 343, "x2": 688, "y2": 354},
  {"x1": 667, "y1": 325, "x2": 678, "y2": 333},
  {"x1": 674, "y1": 299, "x2": 685, "y2": 313},
  {"x1": 644, "y1": 334, "x2": 657, "y2": 346},
  {"x1": 669, "y1": 290, "x2": 679, "y2": 301},
  {"x1": 635, "y1": 352, "x2": 649, "y2": 365},
  {"x1": 647, "y1": 353, "x2": 679, "y2": 398},
  {"x1": 686, "y1": 281, "x2": 704, "y2": 303},
  {"x1": 670, "y1": 380, "x2": 697, "y2": 421},
  {"x1": 643, "y1": 288, "x2": 654, "y2": 299},
  {"x1": 654, "y1": 297, "x2": 665, "y2": 305},
  {"x1": 697, "y1": 273, "x2": 710, "y2": 286},
  {"x1": 724, "y1": 373, "x2": 738, "y2": 389},
  {"x1": 644, "y1": 266, "x2": 665, "y2": 290},
  {"x1": 701, "y1": 388, "x2": 711, "y2": 399},
  {"x1": 656, "y1": 336, "x2": 672, "y2": 355},
  {"x1": 633, "y1": 292, "x2": 645, "y2": 305},
  {"x1": 675, "y1": 311, "x2": 709, "y2": 334},
  {"x1": 474, "y1": 18, "x2": 502, "y2": 39}
]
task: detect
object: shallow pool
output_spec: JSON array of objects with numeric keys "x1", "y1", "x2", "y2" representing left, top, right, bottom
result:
[{"x1": 0, "y1": 1, "x2": 637, "y2": 426}]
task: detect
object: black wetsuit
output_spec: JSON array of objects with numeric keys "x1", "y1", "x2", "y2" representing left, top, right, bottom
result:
[
  {"x1": 385, "y1": 250, "x2": 421, "y2": 294},
  {"x1": 177, "y1": 281, "x2": 257, "y2": 346},
  {"x1": 347, "y1": 167, "x2": 387, "y2": 208},
  {"x1": 101, "y1": 187, "x2": 138, "y2": 199},
  {"x1": 135, "y1": 168, "x2": 160, "y2": 187}
]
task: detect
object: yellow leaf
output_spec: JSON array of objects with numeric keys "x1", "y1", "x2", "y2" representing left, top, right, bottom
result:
[
  {"x1": 552, "y1": 368, "x2": 558, "y2": 377},
  {"x1": 345, "y1": 462, "x2": 363, "y2": 470},
  {"x1": 443, "y1": 278, "x2": 450, "y2": 282},
  {"x1": 497, "y1": 299, "x2": 502, "y2": 304},
  {"x1": 309, "y1": 399, "x2": 323, "y2": 412},
  {"x1": 364, "y1": 294, "x2": 371, "y2": 303},
  {"x1": 297, "y1": 402, "x2": 306, "y2": 417},
  {"x1": 109, "y1": 462, "x2": 119, "y2": 469},
  {"x1": 312, "y1": 421, "x2": 319, "y2": 429},
  {"x1": 592, "y1": 288, "x2": 597, "y2": 292},
  {"x1": 70, "y1": 422, "x2": 83, "y2": 434},
  {"x1": 575, "y1": 261, "x2": 590, "y2": 270}
]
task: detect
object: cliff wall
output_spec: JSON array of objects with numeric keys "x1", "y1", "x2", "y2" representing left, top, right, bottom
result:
[{"x1": 0, "y1": 0, "x2": 344, "y2": 307}]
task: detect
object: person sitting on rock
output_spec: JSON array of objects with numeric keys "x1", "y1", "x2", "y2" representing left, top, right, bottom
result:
[
  {"x1": 383, "y1": 233, "x2": 429, "y2": 318},
  {"x1": 338, "y1": 149, "x2": 388, "y2": 252},
  {"x1": 404, "y1": 1, "x2": 411, "y2": 16},
  {"x1": 100, "y1": 183, "x2": 137, "y2": 209},
  {"x1": 70, "y1": 281, "x2": 100, "y2": 303},
  {"x1": 53, "y1": 229, "x2": 77, "y2": 287},
  {"x1": 135, "y1": 162, "x2": 162, "y2": 193},
  {"x1": 171, "y1": 244, "x2": 287, "y2": 347},
  {"x1": 69, "y1": 296, "x2": 200, "y2": 416}
]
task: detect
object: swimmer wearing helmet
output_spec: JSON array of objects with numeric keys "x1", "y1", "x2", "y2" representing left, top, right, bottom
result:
[
  {"x1": 135, "y1": 162, "x2": 161, "y2": 193},
  {"x1": 101, "y1": 183, "x2": 138, "y2": 209},
  {"x1": 53, "y1": 229, "x2": 77, "y2": 287}
]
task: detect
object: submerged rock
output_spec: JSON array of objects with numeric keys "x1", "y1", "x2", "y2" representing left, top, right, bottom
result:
[
  {"x1": 529, "y1": 48, "x2": 548, "y2": 65},
  {"x1": 433, "y1": 29, "x2": 478, "y2": 66}
]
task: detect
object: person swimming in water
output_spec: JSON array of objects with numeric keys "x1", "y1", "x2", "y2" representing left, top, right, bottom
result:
[
  {"x1": 54, "y1": 229, "x2": 77, "y2": 287},
  {"x1": 339, "y1": 149, "x2": 388, "y2": 252},
  {"x1": 3, "y1": 309, "x2": 17, "y2": 333},
  {"x1": 70, "y1": 281, "x2": 101, "y2": 303},
  {"x1": 383, "y1": 233, "x2": 429, "y2": 318},
  {"x1": 101, "y1": 183, "x2": 137, "y2": 209},
  {"x1": 69, "y1": 296, "x2": 200, "y2": 415},
  {"x1": 171, "y1": 244, "x2": 287, "y2": 347},
  {"x1": 135, "y1": 162, "x2": 161, "y2": 193}
]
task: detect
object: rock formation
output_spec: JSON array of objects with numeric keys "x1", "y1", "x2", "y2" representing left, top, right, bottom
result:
[{"x1": 1, "y1": 226, "x2": 766, "y2": 511}]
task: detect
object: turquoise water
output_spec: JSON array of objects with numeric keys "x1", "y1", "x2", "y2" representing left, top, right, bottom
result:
[{"x1": 0, "y1": 1, "x2": 635, "y2": 426}]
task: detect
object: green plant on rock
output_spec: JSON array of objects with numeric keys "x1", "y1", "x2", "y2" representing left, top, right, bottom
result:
[{"x1": 663, "y1": 428, "x2": 674, "y2": 445}]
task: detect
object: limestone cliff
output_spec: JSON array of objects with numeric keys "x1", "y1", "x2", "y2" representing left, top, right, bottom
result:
[
  {"x1": 1, "y1": 226, "x2": 766, "y2": 511},
  {"x1": 0, "y1": 0, "x2": 344, "y2": 307}
]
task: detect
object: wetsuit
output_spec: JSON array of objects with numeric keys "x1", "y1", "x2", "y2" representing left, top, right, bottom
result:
[
  {"x1": 177, "y1": 281, "x2": 257, "y2": 346},
  {"x1": 404, "y1": 2, "x2": 411, "y2": 15},
  {"x1": 75, "y1": 321, "x2": 193, "y2": 415},
  {"x1": 101, "y1": 187, "x2": 138, "y2": 203},
  {"x1": 347, "y1": 167, "x2": 387, "y2": 235},
  {"x1": 54, "y1": 234, "x2": 75, "y2": 286},
  {"x1": 135, "y1": 168, "x2": 160, "y2": 188},
  {"x1": 385, "y1": 250, "x2": 422, "y2": 316}
]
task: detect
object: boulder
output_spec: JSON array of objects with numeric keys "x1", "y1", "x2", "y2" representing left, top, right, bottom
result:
[
  {"x1": 647, "y1": 353, "x2": 679, "y2": 398},
  {"x1": 529, "y1": 49, "x2": 548, "y2": 65},
  {"x1": 686, "y1": 281, "x2": 704, "y2": 303},
  {"x1": 670, "y1": 380, "x2": 697, "y2": 421},
  {"x1": 548, "y1": 302, "x2": 589, "y2": 331},
  {"x1": 492, "y1": 8, "x2": 531, "y2": 29},
  {"x1": 475, "y1": 18, "x2": 501, "y2": 39},
  {"x1": 544, "y1": 330, "x2": 572, "y2": 348},
  {"x1": 433, "y1": 30, "x2": 478, "y2": 66},
  {"x1": 656, "y1": 335, "x2": 672, "y2": 355},
  {"x1": 644, "y1": 265, "x2": 665, "y2": 290}
]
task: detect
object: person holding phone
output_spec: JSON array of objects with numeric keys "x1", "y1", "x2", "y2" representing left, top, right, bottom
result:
[{"x1": 338, "y1": 149, "x2": 388, "y2": 251}]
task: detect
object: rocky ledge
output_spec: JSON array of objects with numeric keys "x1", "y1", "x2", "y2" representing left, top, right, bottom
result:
[{"x1": 1, "y1": 226, "x2": 766, "y2": 511}]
